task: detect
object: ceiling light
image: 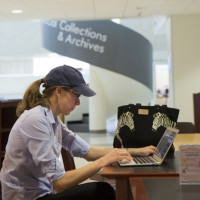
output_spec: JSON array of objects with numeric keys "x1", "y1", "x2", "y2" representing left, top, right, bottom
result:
[{"x1": 11, "y1": 10, "x2": 23, "y2": 14}]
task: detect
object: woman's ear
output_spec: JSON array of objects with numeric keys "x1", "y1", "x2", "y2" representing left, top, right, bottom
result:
[{"x1": 55, "y1": 87, "x2": 62, "y2": 97}]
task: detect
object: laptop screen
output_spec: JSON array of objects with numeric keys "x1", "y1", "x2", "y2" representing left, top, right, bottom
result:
[{"x1": 154, "y1": 128, "x2": 177, "y2": 159}]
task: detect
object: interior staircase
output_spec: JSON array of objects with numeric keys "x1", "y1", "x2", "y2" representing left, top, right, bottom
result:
[{"x1": 67, "y1": 113, "x2": 89, "y2": 132}]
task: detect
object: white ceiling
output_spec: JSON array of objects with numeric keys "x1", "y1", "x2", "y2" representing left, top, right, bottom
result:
[{"x1": 0, "y1": 0, "x2": 200, "y2": 22}]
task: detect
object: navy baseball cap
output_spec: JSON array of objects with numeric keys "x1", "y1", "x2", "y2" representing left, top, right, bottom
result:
[{"x1": 46, "y1": 65, "x2": 96, "y2": 97}]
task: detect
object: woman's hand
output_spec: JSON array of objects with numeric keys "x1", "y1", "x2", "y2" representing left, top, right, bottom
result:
[
  {"x1": 129, "y1": 145, "x2": 157, "y2": 156},
  {"x1": 101, "y1": 148, "x2": 133, "y2": 166}
]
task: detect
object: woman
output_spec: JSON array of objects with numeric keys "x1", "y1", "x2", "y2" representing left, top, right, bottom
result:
[{"x1": 0, "y1": 65, "x2": 156, "y2": 200}]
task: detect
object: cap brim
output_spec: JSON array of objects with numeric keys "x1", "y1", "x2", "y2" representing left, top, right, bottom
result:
[{"x1": 74, "y1": 85, "x2": 96, "y2": 97}]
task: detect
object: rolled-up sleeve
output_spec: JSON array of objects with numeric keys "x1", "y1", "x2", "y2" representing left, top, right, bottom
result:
[{"x1": 61, "y1": 122, "x2": 90, "y2": 158}]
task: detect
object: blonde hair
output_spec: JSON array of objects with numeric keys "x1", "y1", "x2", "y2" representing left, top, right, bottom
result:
[{"x1": 16, "y1": 78, "x2": 56, "y2": 117}]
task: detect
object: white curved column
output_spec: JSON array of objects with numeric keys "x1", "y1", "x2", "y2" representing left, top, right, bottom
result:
[
  {"x1": 89, "y1": 65, "x2": 153, "y2": 132},
  {"x1": 89, "y1": 66, "x2": 107, "y2": 132}
]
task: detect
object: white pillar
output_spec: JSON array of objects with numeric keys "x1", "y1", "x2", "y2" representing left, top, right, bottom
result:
[
  {"x1": 89, "y1": 66, "x2": 107, "y2": 132},
  {"x1": 171, "y1": 15, "x2": 200, "y2": 122}
]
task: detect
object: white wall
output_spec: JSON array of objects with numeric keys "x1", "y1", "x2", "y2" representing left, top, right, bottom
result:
[
  {"x1": 0, "y1": 21, "x2": 48, "y2": 57},
  {"x1": 0, "y1": 76, "x2": 42, "y2": 99},
  {"x1": 171, "y1": 15, "x2": 200, "y2": 122}
]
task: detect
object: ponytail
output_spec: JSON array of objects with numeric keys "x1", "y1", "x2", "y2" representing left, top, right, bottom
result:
[{"x1": 16, "y1": 78, "x2": 51, "y2": 117}]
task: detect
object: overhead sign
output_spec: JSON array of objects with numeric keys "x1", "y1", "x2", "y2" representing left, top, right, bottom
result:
[{"x1": 42, "y1": 20, "x2": 153, "y2": 90}]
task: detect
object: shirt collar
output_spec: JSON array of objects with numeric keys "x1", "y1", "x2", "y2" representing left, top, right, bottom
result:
[
  {"x1": 44, "y1": 108, "x2": 55, "y2": 123},
  {"x1": 43, "y1": 107, "x2": 60, "y2": 132}
]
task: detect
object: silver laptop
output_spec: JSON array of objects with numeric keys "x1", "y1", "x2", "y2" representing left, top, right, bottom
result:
[{"x1": 118, "y1": 127, "x2": 179, "y2": 167}]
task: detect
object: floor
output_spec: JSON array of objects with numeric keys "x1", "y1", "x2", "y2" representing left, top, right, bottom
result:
[{"x1": 74, "y1": 132, "x2": 114, "y2": 168}]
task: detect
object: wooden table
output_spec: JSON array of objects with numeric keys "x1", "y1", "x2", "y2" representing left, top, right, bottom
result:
[
  {"x1": 101, "y1": 134, "x2": 200, "y2": 200},
  {"x1": 174, "y1": 133, "x2": 200, "y2": 151},
  {"x1": 101, "y1": 152, "x2": 179, "y2": 200},
  {"x1": 129, "y1": 177, "x2": 200, "y2": 200}
]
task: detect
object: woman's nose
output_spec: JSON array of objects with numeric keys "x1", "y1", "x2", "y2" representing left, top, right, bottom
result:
[{"x1": 76, "y1": 98, "x2": 80, "y2": 105}]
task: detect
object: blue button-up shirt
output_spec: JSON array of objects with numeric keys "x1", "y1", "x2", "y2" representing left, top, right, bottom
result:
[{"x1": 0, "y1": 106, "x2": 90, "y2": 200}]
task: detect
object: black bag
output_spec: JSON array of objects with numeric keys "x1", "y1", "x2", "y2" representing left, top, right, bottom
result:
[{"x1": 113, "y1": 104, "x2": 179, "y2": 155}]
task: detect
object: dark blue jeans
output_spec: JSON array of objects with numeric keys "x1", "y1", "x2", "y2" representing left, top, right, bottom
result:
[{"x1": 37, "y1": 182, "x2": 116, "y2": 200}]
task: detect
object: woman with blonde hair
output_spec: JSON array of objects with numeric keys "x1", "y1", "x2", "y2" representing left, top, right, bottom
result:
[{"x1": 0, "y1": 65, "x2": 156, "y2": 200}]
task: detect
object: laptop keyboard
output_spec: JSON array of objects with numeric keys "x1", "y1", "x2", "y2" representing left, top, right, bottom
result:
[{"x1": 133, "y1": 156, "x2": 158, "y2": 164}]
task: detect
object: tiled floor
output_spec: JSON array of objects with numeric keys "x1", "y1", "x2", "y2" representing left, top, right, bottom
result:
[{"x1": 74, "y1": 132, "x2": 114, "y2": 168}]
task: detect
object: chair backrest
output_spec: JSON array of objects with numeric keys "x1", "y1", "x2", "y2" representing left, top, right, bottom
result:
[
  {"x1": 60, "y1": 114, "x2": 76, "y2": 171},
  {"x1": 61, "y1": 148, "x2": 76, "y2": 171},
  {"x1": 177, "y1": 122, "x2": 196, "y2": 133}
]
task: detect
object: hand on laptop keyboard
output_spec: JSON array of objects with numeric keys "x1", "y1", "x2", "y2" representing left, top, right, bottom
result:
[{"x1": 118, "y1": 159, "x2": 132, "y2": 164}]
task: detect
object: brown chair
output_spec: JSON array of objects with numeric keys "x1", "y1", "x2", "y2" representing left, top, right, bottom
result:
[
  {"x1": 60, "y1": 114, "x2": 76, "y2": 171},
  {"x1": 61, "y1": 148, "x2": 76, "y2": 171},
  {"x1": 176, "y1": 122, "x2": 196, "y2": 133}
]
